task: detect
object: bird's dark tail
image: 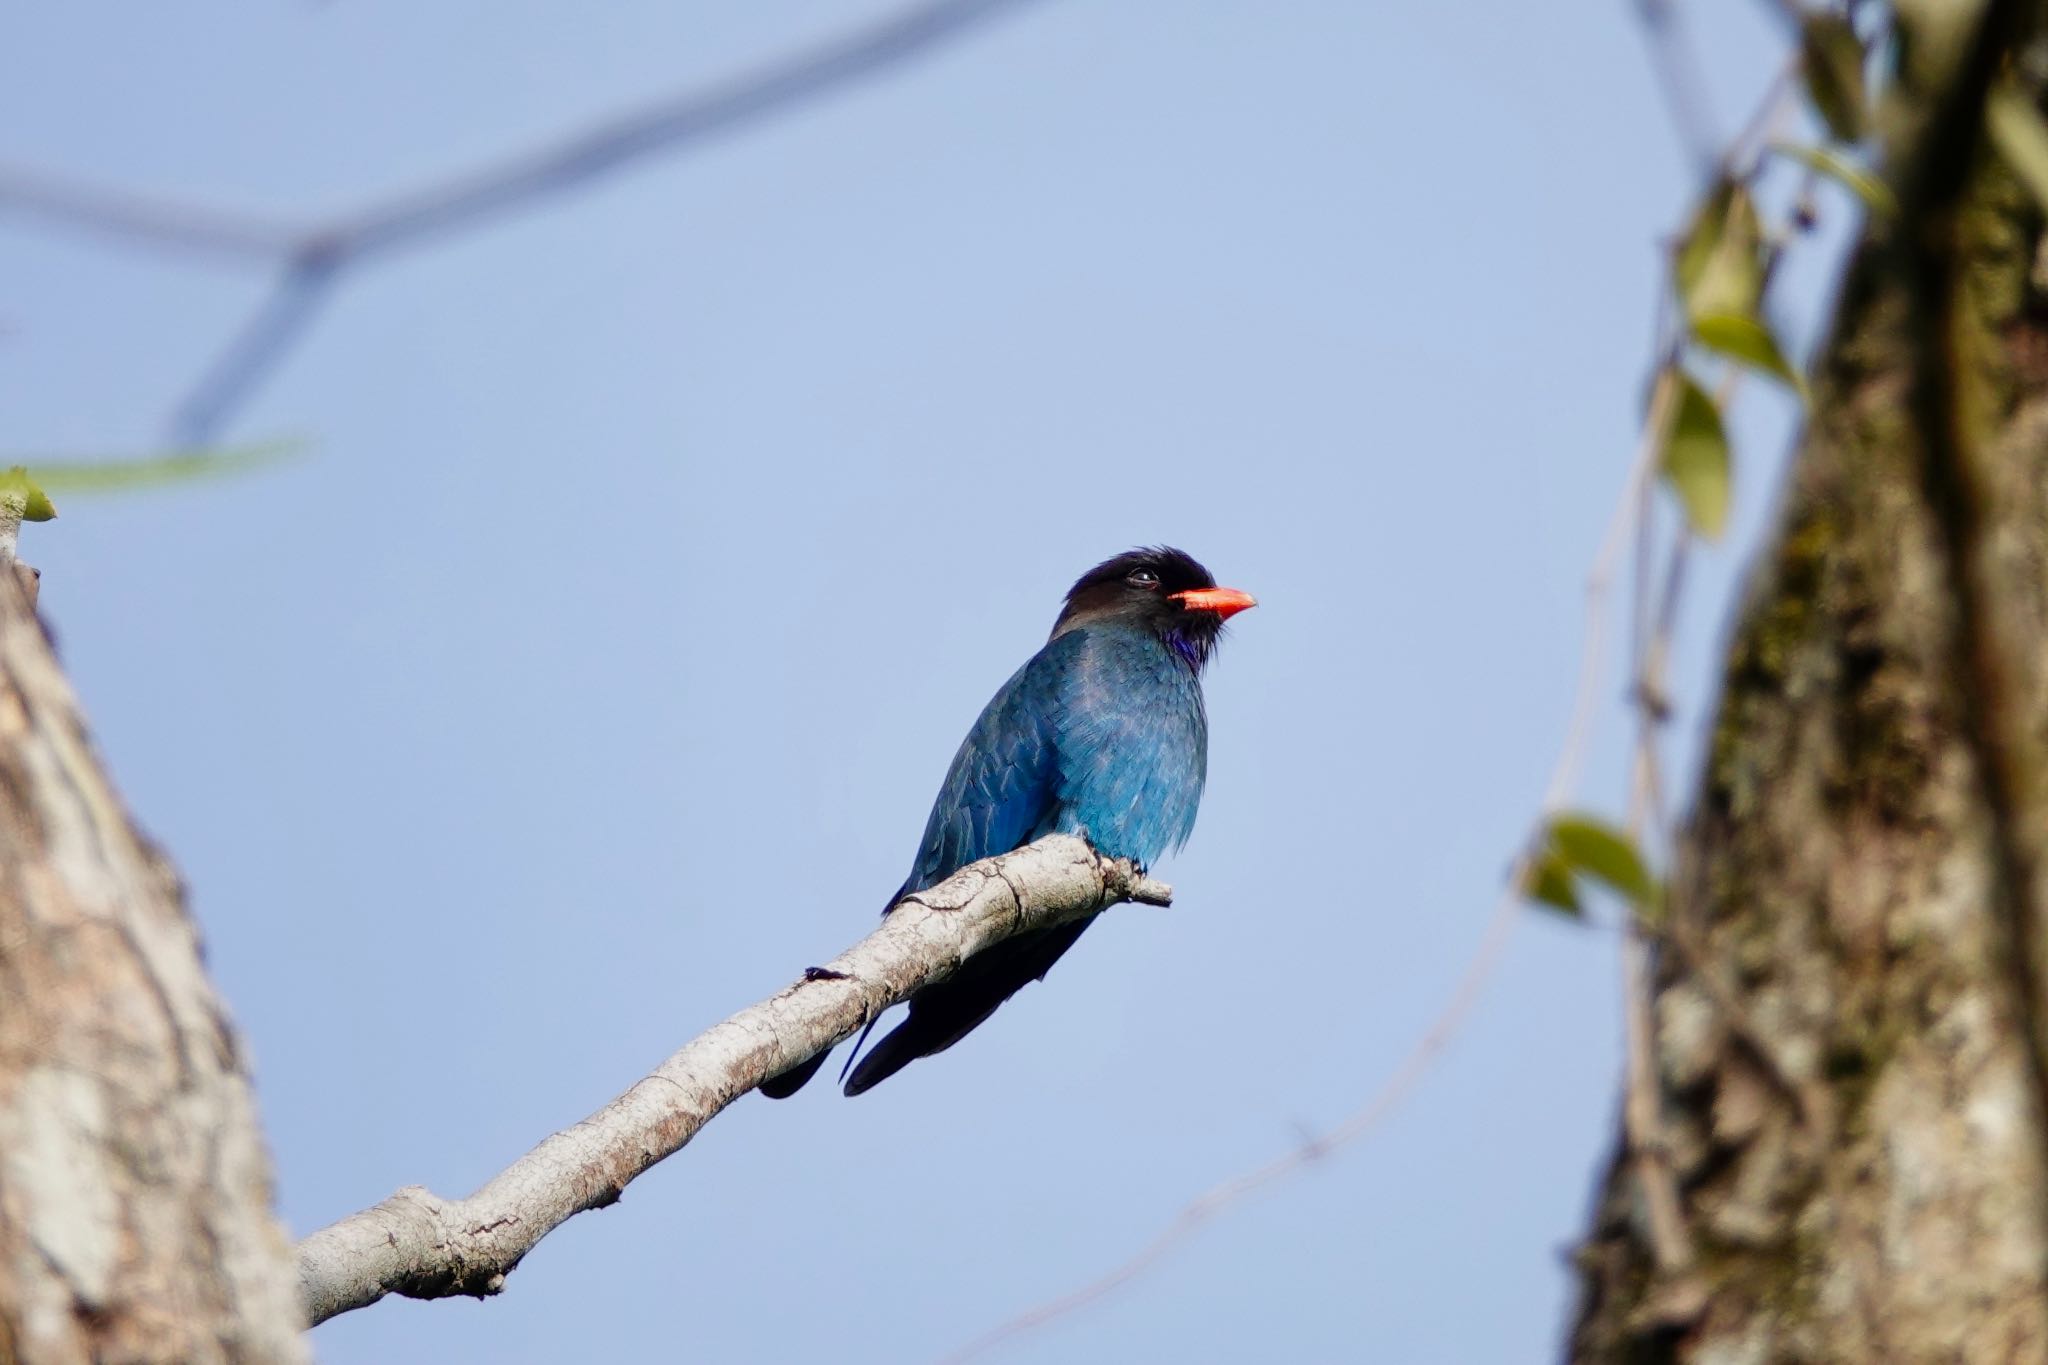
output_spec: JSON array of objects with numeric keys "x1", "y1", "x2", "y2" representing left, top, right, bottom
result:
[
  {"x1": 758, "y1": 1048, "x2": 833, "y2": 1099},
  {"x1": 842, "y1": 916, "x2": 1097, "y2": 1096},
  {"x1": 760, "y1": 992, "x2": 891, "y2": 1097},
  {"x1": 840, "y1": 1021, "x2": 930, "y2": 1096},
  {"x1": 760, "y1": 881, "x2": 919, "y2": 1098}
]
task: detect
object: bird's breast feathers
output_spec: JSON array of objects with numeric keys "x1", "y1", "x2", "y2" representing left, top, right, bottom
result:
[{"x1": 1045, "y1": 626, "x2": 1208, "y2": 868}]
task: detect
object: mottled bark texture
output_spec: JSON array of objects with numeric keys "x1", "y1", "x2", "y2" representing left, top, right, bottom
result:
[
  {"x1": 1569, "y1": 3, "x2": 2048, "y2": 1360},
  {"x1": 0, "y1": 561, "x2": 305, "y2": 1363}
]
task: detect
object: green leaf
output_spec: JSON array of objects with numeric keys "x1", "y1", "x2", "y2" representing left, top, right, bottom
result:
[
  {"x1": 1661, "y1": 371, "x2": 1731, "y2": 539},
  {"x1": 1988, "y1": 84, "x2": 2048, "y2": 214},
  {"x1": 1522, "y1": 847, "x2": 1583, "y2": 919},
  {"x1": 1675, "y1": 181, "x2": 1764, "y2": 321},
  {"x1": 1548, "y1": 813, "x2": 1657, "y2": 908},
  {"x1": 1800, "y1": 14, "x2": 1868, "y2": 143},
  {"x1": 1767, "y1": 141, "x2": 1896, "y2": 217},
  {"x1": 1674, "y1": 178, "x2": 1734, "y2": 304},
  {"x1": 13, "y1": 439, "x2": 303, "y2": 496},
  {"x1": 0, "y1": 468, "x2": 56, "y2": 522},
  {"x1": 1692, "y1": 312, "x2": 1805, "y2": 397}
]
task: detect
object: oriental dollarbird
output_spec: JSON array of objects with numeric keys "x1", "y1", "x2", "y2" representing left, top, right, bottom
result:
[{"x1": 760, "y1": 546, "x2": 1255, "y2": 1098}]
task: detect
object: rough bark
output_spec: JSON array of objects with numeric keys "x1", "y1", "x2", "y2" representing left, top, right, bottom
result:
[
  {"x1": 295, "y1": 834, "x2": 1170, "y2": 1326},
  {"x1": 0, "y1": 558, "x2": 306, "y2": 1362},
  {"x1": 1569, "y1": 2, "x2": 2048, "y2": 1359}
]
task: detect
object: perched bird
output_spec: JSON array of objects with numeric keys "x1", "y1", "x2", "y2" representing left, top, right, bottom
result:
[{"x1": 760, "y1": 546, "x2": 1254, "y2": 1098}]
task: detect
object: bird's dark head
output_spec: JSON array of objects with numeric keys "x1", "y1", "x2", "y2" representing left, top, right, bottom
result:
[{"x1": 1052, "y1": 546, "x2": 1256, "y2": 669}]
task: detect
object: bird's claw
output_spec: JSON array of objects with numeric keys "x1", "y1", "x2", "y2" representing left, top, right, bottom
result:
[{"x1": 802, "y1": 966, "x2": 851, "y2": 982}]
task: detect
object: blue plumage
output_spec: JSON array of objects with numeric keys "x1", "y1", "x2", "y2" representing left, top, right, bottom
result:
[
  {"x1": 901, "y1": 623, "x2": 1206, "y2": 897},
  {"x1": 758, "y1": 547, "x2": 1253, "y2": 1099}
]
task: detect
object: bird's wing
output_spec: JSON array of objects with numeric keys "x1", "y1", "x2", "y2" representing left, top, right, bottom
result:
[
  {"x1": 831, "y1": 634, "x2": 1100, "y2": 1095},
  {"x1": 896, "y1": 631, "x2": 1086, "y2": 898},
  {"x1": 764, "y1": 636, "x2": 1085, "y2": 1101}
]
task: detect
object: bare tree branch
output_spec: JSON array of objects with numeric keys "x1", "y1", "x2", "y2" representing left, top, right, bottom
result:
[
  {"x1": 293, "y1": 833, "x2": 1168, "y2": 1328},
  {"x1": 0, "y1": 0, "x2": 1052, "y2": 444}
]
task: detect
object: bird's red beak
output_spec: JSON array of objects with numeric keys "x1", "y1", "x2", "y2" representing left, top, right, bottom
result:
[{"x1": 1171, "y1": 587, "x2": 1258, "y2": 620}]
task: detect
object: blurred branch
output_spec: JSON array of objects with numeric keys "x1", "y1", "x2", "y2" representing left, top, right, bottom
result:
[
  {"x1": 171, "y1": 261, "x2": 342, "y2": 443},
  {"x1": 1604, "y1": 57, "x2": 1806, "y2": 1326},
  {"x1": 941, "y1": 12, "x2": 1832, "y2": 1361},
  {"x1": 936, "y1": 895, "x2": 1521, "y2": 1365},
  {"x1": 0, "y1": 0, "x2": 1049, "y2": 444},
  {"x1": 1636, "y1": 0, "x2": 1726, "y2": 176},
  {"x1": 0, "y1": 163, "x2": 300, "y2": 259},
  {"x1": 294, "y1": 834, "x2": 1169, "y2": 1327},
  {"x1": 933, "y1": 314, "x2": 1688, "y2": 1363},
  {"x1": 1615, "y1": 373, "x2": 1698, "y2": 1303}
]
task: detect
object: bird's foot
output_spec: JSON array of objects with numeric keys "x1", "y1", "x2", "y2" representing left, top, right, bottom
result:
[{"x1": 802, "y1": 966, "x2": 851, "y2": 982}]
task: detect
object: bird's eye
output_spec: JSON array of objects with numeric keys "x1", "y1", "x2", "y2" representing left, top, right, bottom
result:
[{"x1": 1127, "y1": 568, "x2": 1160, "y2": 589}]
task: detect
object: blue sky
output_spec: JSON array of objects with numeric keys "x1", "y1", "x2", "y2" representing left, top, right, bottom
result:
[{"x1": 1, "y1": 4, "x2": 1840, "y2": 1361}]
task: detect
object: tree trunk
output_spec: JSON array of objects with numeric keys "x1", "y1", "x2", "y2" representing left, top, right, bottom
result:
[
  {"x1": 1570, "y1": 3, "x2": 2048, "y2": 1359},
  {"x1": 0, "y1": 557, "x2": 304, "y2": 1362}
]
